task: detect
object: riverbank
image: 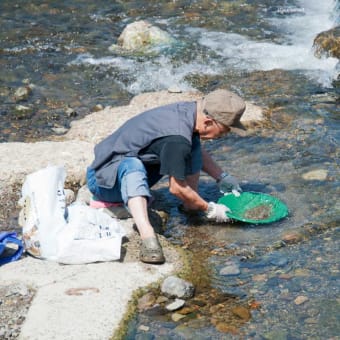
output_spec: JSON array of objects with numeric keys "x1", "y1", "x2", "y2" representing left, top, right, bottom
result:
[{"x1": 0, "y1": 90, "x2": 264, "y2": 339}]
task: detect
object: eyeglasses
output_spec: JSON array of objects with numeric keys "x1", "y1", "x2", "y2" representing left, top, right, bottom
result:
[{"x1": 213, "y1": 120, "x2": 230, "y2": 136}]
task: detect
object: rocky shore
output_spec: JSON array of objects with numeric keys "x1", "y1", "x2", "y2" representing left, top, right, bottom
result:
[{"x1": 0, "y1": 90, "x2": 263, "y2": 339}]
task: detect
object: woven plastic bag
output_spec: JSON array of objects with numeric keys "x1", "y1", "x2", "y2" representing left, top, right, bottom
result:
[{"x1": 19, "y1": 166, "x2": 126, "y2": 264}]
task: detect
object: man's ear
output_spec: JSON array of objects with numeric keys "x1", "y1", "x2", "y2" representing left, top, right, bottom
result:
[{"x1": 203, "y1": 115, "x2": 214, "y2": 127}]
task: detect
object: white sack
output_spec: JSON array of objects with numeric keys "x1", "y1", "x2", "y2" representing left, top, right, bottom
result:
[{"x1": 19, "y1": 165, "x2": 126, "y2": 264}]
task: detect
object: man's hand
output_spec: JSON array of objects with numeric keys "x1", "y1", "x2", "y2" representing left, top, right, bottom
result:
[
  {"x1": 218, "y1": 172, "x2": 241, "y2": 194},
  {"x1": 205, "y1": 202, "x2": 230, "y2": 223}
]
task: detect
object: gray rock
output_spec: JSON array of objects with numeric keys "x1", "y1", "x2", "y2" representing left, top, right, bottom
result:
[
  {"x1": 113, "y1": 20, "x2": 174, "y2": 52},
  {"x1": 161, "y1": 276, "x2": 195, "y2": 299},
  {"x1": 219, "y1": 261, "x2": 241, "y2": 276}
]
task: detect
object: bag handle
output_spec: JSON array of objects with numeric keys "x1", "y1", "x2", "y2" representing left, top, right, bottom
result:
[{"x1": 0, "y1": 232, "x2": 24, "y2": 266}]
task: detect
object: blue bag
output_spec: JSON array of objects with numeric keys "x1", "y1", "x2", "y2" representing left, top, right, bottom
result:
[{"x1": 0, "y1": 232, "x2": 24, "y2": 266}]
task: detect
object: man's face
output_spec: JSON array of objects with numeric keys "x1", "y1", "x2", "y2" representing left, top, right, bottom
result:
[{"x1": 199, "y1": 118, "x2": 230, "y2": 140}]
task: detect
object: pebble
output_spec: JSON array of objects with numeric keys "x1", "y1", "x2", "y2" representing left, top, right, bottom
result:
[
  {"x1": 294, "y1": 295, "x2": 309, "y2": 305},
  {"x1": 231, "y1": 306, "x2": 252, "y2": 321},
  {"x1": 138, "y1": 325, "x2": 150, "y2": 331},
  {"x1": 302, "y1": 169, "x2": 328, "y2": 181},
  {"x1": 282, "y1": 233, "x2": 302, "y2": 244},
  {"x1": 166, "y1": 298, "x2": 185, "y2": 311},
  {"x1": 14, "y1": 86, "x2": 32, "y2": 101},
  {"x1": 51, "y1": 126, "x2": 68, "y2": 135},
  {"x1": 171, "y1": 312, "x2": 186, "y2": 322},
  {"x1": 91, "y1": 104, "x2": 104, "y2": 112},
  {"x1": 215, "y1": 322, "x2": 238, "y2": 334},
  {"x1": 138, "y1": 292, "x2": 156, "y2": 311}
]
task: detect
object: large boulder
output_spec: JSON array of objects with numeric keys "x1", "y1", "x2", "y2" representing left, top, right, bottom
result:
[
  {"x1": 313, "y1": 26, "x2": 340, "y2": 59},
  {"x1": 110, "y1": 20, "x2": 174, "y2": 53}
]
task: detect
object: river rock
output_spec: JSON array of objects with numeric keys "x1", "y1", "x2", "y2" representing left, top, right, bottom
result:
[
  {"x1": 110, "y1": 20, "x2": 174, "y2": 52},
  {"x1": 231, "y1": 306, "x2": 251, "y2": 321},
  {"x1": 161, "y1": 276, "x2": 195, "y2": 299},
  {"x1": 313, "y1": 26, "x2": 340, "y2": 59},
  {"x1": 14, "y1": 105, "x2": 33, "y2": 119},
  {"x1": 219, "y1": 261, "x2": 241, "y2": 276},
  {"x1": 302, "y1": 169, "x2": 328, "y2": 181},
  {"x1": 166, "y1": 298, "x2": 185, "y2": 311},
  {"x1": 171, "y1": 312, "x2": 186, "y2": 322},
  {"x1": 294, "y1": 295, "x2": 309, "y2": 305},
  {"x1": 137, "y1": 292, "x2": 157, "y2": 311},
  {"x1": 14, "y1": 86, "x2": 32, "y2": 102},
  {"x1": 282, "y1": 232, "x2": 302, "y2": 244}
]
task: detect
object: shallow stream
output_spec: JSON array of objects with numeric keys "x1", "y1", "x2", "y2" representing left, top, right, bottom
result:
[{"x1": 1, "y1": 1, "x2": 339, "y2": 339}]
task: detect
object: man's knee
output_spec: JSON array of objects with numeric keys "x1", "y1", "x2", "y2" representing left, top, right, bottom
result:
[{"x1": 119, "y1": 158, "x2": 151, "y2": 203}]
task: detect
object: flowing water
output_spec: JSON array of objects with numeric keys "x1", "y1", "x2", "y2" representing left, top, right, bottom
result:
[{"x1": 1, "y1": 1, "x2": 339, "y2": 339}]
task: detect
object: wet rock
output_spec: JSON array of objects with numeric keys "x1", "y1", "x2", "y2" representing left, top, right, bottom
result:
[
  {"x1": 219, "y1": 260, "x2": 240, "y2": 276},
  {"x1": 215, "y1": 322, "x2": 238, "y2": 334},
  {"x1": 155, "y1": 295, "x2": 168, "y2": 304},
  {"x1": 14, "y1": 86, "x2": 32, "y2": 102},
  {"x1": 177, "y1": 305, "x2": 198, "y2": 315},
  {"x1": 304, "y1": 317, "x2": 318, "y2": 324},
  {"x1": 278, "y1": 273, "x2": 293, "y2": 280},
  {"x1": 263, "y1": 329, "x2": 288, "y2": 340},
  {"x1": 313, "y1": 26, "x2": 340, "y2": 59},
  {"x1": 282, "y1": 232, "x2": 302, "y2": 244},
  {"x1": 267, "y1": 253, "x2": 289, "y2": 267},
  {"x1": 110, "y1": 20, "x2": 174, "y2": 52},
  {"x1": 165, "y1": 298, "x2": 185, "y2": 311},
  {"x1": 302, "y1": 169, "x2": 328, "y2": 181},
  {"x1": 231, "y1": 306, "x2": 251, "y2": 321},
  {"x1": 138, "y1": 324, "x2": 150, "y2": 332},
  {"x1": 51, "y1": 126, "x2": 68, "y2": 135},
  {"x1": 171, "y1": 312, "x2": 186, "y2": 322},
  {"x1": 138, "y1": 292, "x2": 157, "y2": 311},
  {"x1": 161, "y1": 276, "x2": 195, "y2": 299},
  {"x1": 143, "y1": 304, "x2": 167, "y2": 317},
  {"x1": 91, "y1": 104, "x2": 104, "y2": 112},
  {"x1": 252, "y1": 274, "x2": 268, "y2": 282},
  {"x1": 13, "y1": 105, "x2": 33, "y2": 119},
  {"x1": 294, "y1": 295, "x2": 309, "y2": 305}
]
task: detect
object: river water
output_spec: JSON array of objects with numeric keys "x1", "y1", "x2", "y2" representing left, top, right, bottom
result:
[{"x1": 1, "y1": 1, "x2": 339, "y2": 339}]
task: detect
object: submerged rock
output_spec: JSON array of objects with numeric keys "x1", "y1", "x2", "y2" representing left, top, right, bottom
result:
[
  {"x1": 14, "y1": 86, "x2": 32, "y2": 102},
  {"x1": 302, "y1": 169, "x2": 328, "y2": 181},
  {"x1": 219, "y1": 261, "x2": 241, "y2": 276}
]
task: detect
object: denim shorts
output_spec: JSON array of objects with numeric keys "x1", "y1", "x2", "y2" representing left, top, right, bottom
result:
[
  {"x1": 87, "y1": 157, "x2": 152, "y2": 205},
  {"x1": 87, "y1": 136, "x2": 202, "y2": 205}
]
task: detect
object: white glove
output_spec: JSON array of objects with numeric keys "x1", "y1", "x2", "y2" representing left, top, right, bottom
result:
[
  {"x1": 217, "y1": 172, "x2": 241, "y2": 194},
  {"x1": 205, "y1": 202, "x2": 230, "y2": 223}
]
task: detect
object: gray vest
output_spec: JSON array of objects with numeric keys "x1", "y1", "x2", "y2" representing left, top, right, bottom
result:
[{"x1": 91, "y1": 101, "x2": 197, "y2": 189}]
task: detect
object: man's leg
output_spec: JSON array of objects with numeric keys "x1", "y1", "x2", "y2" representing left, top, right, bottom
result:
[
  {"x1": 127, "y1": 196, "x2": 155, "y2": 240},
  {"x1": 185, "y1": 172, "x2": 200, "y2": 192},
  {"x1": 119, "y1": 158, "x2": 165, "y2": 264}
]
